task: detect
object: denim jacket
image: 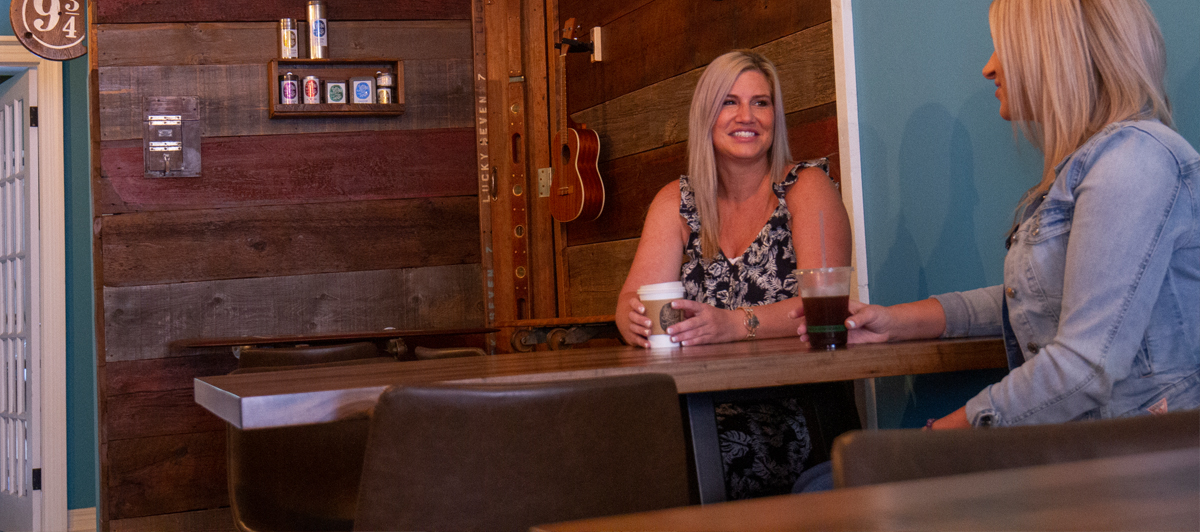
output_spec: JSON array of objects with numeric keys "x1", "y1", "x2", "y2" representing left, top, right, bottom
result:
[{"x1": 933, "y1": 120, "x2": 1200, "y2": 426}]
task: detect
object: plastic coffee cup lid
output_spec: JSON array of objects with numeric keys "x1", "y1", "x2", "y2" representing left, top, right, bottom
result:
[
  {"x1": 638, "y1": 281, "x2": 684, "y2": 297},
  {"x1": 639, "y1": 281, "x2": 683, "y2": 291}
]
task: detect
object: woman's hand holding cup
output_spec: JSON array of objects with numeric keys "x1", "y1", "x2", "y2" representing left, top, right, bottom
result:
[
  {"x1": 792, "y1": 299, "x2": 909, "y2": 344},
  {"x1": 842, "y1": 300, "x2": 901, "y2": 343},
  {"x1": 622, "y1": 294, "x2": 654, "y2": 348},
  {"x1": 637, "y1": 281, "x2": 687, "y2": 348},
  {"x1": 663, "y1": 299, "x2": 744, "y2": 346}
]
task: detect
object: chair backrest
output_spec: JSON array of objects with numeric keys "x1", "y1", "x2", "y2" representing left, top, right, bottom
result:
[
  {"x1": 236, "y1": 341, "x2": 382, "y2": 369},
  {"x1": 227, "y1": 344, "x2": 391, "y2": 532},
  {"x1": 353, "y1": 373, "x2": 691, "y2": 532},
  {"x1": 832, "y1": 409, "x2": 1200, "y2": 488}
]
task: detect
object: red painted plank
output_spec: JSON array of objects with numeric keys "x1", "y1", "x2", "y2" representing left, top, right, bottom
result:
[
  {"x1": 98, "y1": 128, "x2": 477, "y2": 214},
  {"x1": 96, "y1": 0, "x2": 470, "y2": 24}
]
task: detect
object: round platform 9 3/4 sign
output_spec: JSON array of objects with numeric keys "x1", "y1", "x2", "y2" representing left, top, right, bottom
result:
[{"x1": 11, "y1": 0, "x2": 87, "y2": 60}]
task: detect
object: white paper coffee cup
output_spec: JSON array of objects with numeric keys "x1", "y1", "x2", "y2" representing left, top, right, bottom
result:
[{"x1": 637, "y1": 281, "x2": 685, "y2": 348}]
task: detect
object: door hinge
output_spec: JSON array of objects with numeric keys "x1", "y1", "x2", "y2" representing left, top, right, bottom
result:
[
  {"x1": 29, "y1": 106, "x2": 38, "y2": 128},
  {"x1": 32, "y1": 468, "x2": 41, "y2": 490}
]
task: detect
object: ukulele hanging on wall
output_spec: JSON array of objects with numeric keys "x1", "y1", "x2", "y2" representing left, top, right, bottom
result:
[{"x1": 550, "y1": 19, "x2": 605, "y2": 223}]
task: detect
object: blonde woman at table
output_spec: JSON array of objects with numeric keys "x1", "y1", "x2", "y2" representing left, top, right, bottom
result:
[
  {"x1": 809, "y1": 0, "x2": 1200, "y2": 429},
  {"x1": 616, "y1": 50, "x2": 852, "y2": 499}
]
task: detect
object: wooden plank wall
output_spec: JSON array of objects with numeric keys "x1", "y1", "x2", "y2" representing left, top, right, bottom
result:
[
  {"x1": 555, "y1": 0, "x2": 839, "y2": 316},
  {"x1": 90, "y1": 2, "x2": 478, "y2": 529}
]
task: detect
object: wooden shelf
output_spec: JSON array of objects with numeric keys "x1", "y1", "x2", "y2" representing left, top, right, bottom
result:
[{"x1": 268, "y1": 58, "x2": 405, "y2": 118}]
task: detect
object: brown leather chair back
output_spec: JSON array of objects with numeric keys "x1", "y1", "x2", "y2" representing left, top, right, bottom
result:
[
  {"x1": 228, "y1": 417, "x2": 371, "y2": 532},
  {"x1": 227, "y1": 343, "x2": 392, "y2": 532},
  {"x1": 236, "y1": 341, "x2": 382, "y2": 369},
  {"x1": 353, "y1": 373, "x2": 690, "y2": 532},
  {"x1": 833, "y1": 409, "x2": 1200, "y2": 488}
]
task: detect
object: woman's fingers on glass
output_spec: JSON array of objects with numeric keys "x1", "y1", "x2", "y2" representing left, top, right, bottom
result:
[
  {"x1": 843, "y1": 306, "x2": 877, "y2": 343},
  {"x1": 846, "y1": 324, "x2": 888, "y2": 344},
  {"x1": 845, "y1": 303, "x2": 876, "y2": 329},
  {"x1": 845, "y1": 329, "x2": 864, "y2": 344}
]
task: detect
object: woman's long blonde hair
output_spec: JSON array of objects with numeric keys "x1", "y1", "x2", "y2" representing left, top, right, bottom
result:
[
  {"x1": 688, "y1": 50, "x2": 792, "y2": 260},
  {"x1": 989, "y1": 0, "x2": 1172, "y2": 205}
]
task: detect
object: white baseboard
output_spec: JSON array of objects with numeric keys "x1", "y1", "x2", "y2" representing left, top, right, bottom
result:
[{"x1": 68, "y1": 507, "x2": 97, "y2": 532}]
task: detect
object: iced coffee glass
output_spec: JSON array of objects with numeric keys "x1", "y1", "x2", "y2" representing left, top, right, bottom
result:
[{"x1": 795, "y1": 267, "x2": 852, "y2": 350}]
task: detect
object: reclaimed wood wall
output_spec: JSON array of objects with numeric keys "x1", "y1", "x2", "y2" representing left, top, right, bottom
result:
[
  {"x1": 90, "y1": 1, "x2": 478, "y2": 530},
  {"x1": 554, "y1": 0, "x2": 839, "y2": 316},
  {"x1": 89, "y1": 0, "x2": 841, "y2": 527}
]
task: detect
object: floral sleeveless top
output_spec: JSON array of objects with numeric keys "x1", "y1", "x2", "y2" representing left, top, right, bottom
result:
[
  {"x1": 680, "y1": 160, "x2": 827, "y2": 309},
  {"x1": 678, "y1": 160, "x2": 832, "y2": 500}
]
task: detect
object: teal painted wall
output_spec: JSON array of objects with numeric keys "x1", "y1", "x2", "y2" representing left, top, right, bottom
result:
[
  {"x1": 0, "y1": 12, "x2": 97, "y2": 511},
  {"x1": 63, "y1": 53, "x2": 94, "y2": 513},
  {"x1": 851, "y1": 0, "x2": 1200, "y2": 427},
  {"x1": 1151, "y1": 1, "x2": 1200, "y2": 145}
]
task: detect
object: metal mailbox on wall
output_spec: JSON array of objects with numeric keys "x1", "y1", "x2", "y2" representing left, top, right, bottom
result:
[{"x1": 143, "y1": 96, "x2": 201, "y2": 178}]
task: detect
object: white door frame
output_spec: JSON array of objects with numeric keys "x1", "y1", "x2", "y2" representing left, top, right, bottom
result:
[
  {"x1": 831, "y1": 0, "x2": 869, "y2": 304},
  {"x1": 0, "y1": 35, "x2": 67, "y2": 532},
  {"x1": 831, "y1": 0, "x2": 880, "y2": 430}
]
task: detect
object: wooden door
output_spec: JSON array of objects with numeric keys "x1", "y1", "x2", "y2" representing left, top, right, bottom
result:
[{"x1": 0, "y1": 69, "x2": 40, "y2": 532}]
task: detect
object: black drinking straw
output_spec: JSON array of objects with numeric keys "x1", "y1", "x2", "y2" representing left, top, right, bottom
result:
[{"x1": 819, "y1": 211, "x2": 827, "y2": 268}]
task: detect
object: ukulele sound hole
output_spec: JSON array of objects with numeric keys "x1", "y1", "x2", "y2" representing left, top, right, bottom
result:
[{"x1": 561, "y1": 143, "x2": 571, "y2": 162}]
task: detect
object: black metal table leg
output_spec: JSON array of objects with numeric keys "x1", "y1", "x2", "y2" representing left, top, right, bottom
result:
[{"x1": 685, "y1": 392, "x2": 726, "y2": 504}]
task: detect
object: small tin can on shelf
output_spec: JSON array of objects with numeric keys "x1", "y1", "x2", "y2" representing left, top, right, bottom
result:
[
  {"x1": 375, "y1": 71, "x2": 395, "y2": 104},
  {"x1": 280, "y1": 72, "x2": 300, "y2": 104},
  {"x1": 350, "y1": 76, "x2": 375, "y2": 104},
  {"x1": 324, "y1": 80, "x2": 348, "y2": 104},
  {"x1": 279, "y1": 18, "x2": 299, "y2": 59},
  {"x1": 306, "y1": 0, "x2": 328, "y2": 59},
  {"x1": 302, "y1": 75, "x2": 321, "y2": 104}
]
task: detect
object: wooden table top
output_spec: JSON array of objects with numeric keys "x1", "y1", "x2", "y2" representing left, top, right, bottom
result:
[
  {"x1": 535, "y1": 447, "x2": 1200, "y2": 532},
  {"x1": 195, "y1": 336, "x2": 1006, "y2": 429}
]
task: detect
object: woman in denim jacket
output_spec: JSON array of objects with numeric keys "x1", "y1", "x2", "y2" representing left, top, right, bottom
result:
[{"x1": 805, "y1": 0, "x2": 1200, "y2": 428}]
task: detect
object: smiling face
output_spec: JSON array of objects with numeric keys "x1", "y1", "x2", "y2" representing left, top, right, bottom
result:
[
  {"x1": 711, "y1": 70, "x2": 776, "y2": 167},
  {"x1": 983, "y1": 51, "x2": 1012, "y2": 121}
]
